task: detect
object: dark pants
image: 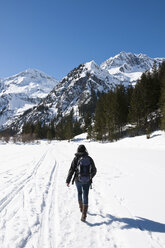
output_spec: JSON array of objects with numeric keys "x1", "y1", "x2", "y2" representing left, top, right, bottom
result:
[{"x1": 75, "y1": 181, "x2": 90, "y2": 205}]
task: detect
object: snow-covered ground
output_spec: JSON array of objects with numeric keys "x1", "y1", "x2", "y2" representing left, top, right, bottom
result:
[{"x1": 0, "y1": 131, "x2": 165, "y2": 248}]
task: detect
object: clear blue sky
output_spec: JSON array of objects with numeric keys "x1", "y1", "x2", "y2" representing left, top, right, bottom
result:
[{"x1": 0, "y1": 0, "x2": 165, "y2": 80}]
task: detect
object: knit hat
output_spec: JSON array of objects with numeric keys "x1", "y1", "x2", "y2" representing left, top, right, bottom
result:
[{"x1": 77, "y1": 144, "x2": 86, "y2": 153}]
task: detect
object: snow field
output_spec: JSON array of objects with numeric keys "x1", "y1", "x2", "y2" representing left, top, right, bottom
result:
[{"x1": 0, "y1": 131, "x2": 165, "y2": 248}]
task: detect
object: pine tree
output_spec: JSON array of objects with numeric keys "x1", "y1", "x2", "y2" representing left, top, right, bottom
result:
[
  {"x1": 94, "y1": 93, "x2": 107, "y2": 140},
  {"x1": 128, "y1": 79, "x2": 145, "y2": 133},
  {"x1": 47, "y1": 129, "x2": 53, "y2": 140},
  {"x1": 34, "y1": 122, "x2": 43, "y2": 139},
  {"x1": 114, "y1": 85, "x2": 128, "y2": 135},
  {"x1": 84, "y1": 113, "x2": 91, "y2": 132},
  {"x1": 56, "y1": 120, "x2": 64, "y2": 140},
  {"x1": 73, "y1": 120, "x2": 82, "y2": 136},
  {"x1": 160, "y1": 61, "x2": 165, "y2": 130},
  {"x1": 105, "y1": 90, "x2": 116, "y2": 141}
]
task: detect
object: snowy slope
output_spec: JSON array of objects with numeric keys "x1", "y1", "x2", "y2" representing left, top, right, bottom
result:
[
  {"x1": 0, "y1": 69, "x2": 58, "y2": 129},
  {"x1": 0, "y1": 131, "x2": 165, "y2": 248}
]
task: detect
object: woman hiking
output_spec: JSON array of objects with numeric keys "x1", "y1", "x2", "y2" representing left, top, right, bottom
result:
[{"x1": 66, "y1": 144, "x2": 97, "y2": 222}]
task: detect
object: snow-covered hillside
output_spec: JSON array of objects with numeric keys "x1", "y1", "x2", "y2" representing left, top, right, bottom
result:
[
  {"x1": 0, "y1": 69, "x2": 58, "y2": 129},
  {"x1": 0, "y1": 131, "x2": 165, "y2": 248}
]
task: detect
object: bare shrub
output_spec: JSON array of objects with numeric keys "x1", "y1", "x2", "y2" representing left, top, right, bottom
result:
[{"x1": 21, "y1": 133, "x2": 36, "y2": 144}]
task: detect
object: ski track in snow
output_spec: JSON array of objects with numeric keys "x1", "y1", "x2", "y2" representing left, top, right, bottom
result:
[
  {"x1": 0, "y1": 145, "x2": 58, "y2": 248},
  {"x1": 0, "y1": 134, "x2": 165, "y2": 248}
]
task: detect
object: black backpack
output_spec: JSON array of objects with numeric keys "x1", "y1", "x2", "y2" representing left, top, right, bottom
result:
[{"x1": 77, "y1": 155, "x2": 91, "y2": 183}]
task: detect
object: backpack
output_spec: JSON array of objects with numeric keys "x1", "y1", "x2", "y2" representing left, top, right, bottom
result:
[{"x1": 77, "y1": 156, "x2": 91, "y2": 183}]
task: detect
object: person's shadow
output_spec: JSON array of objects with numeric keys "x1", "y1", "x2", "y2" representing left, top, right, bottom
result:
[{"x1": 86, "y1": 213, "x2": 165, "y2": 233}]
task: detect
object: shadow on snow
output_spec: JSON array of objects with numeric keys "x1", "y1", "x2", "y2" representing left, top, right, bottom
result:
[{"x1": 86, "y1": 213, "x2": 165, "y2": 233}]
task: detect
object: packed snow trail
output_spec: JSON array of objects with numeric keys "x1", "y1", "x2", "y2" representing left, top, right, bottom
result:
[{"x1": 0, "y1": 132, "x2": 165, "y2": 248}]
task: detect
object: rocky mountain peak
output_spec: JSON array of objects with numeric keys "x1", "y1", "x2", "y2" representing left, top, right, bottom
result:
[
  {"x1": 101, "y1": 52, "x2": 163, "y2": 72},
  {"x1": 100, "y1": 52, "x2": 164, "y2": 85}
]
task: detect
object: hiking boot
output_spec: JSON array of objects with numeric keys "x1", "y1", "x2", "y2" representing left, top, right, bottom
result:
[
  {"x1": 81, "y1": 204, "x2": 88, "y2": 222},
  {"x1": 79, "y1": 201, "x2": 83, "y2": 212}
]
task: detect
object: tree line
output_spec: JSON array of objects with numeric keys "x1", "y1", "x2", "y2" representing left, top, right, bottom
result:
[{"x1": 21, "y1": 110, "x2": 83, "y2": 141}]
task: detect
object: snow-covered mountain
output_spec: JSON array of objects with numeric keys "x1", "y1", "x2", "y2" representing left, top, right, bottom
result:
[
  {"x1": 0, "y1": 69, "x2": 58, "y2": 130},
  {"x1": 8, "y1": 61, "x2": 118, "y2": 129},
  {"x1": 101, "y1": 51, "x2": 163, "y2": 85},
  {"x1": 0, "y1": 52, "x2": 164, "y2": 132}
]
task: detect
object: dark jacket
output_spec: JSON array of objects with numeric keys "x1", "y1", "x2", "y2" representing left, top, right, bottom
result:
[{"x1": 66, "y1": 151, "x2": 97, "y2": 184}]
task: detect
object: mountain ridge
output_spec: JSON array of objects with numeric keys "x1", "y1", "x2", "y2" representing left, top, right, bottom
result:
[{"x1": 0, "y1": 52, "x2": 164, "y2": 132}]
